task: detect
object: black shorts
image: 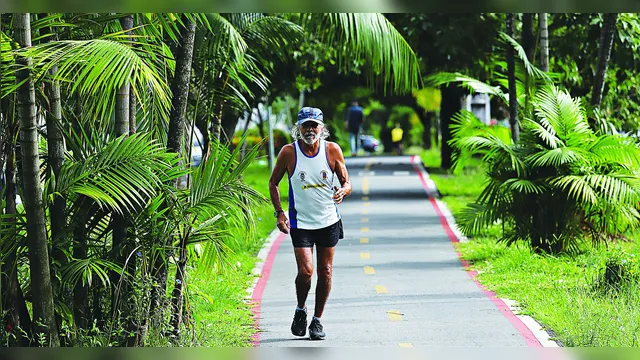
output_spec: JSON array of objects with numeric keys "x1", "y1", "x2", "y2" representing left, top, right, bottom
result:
[{"x1": 290, "y1": 220, "x2": 344, "y2": 248}]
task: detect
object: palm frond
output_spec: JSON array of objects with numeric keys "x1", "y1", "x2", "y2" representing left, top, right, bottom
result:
[
  {"x1": 457, "y1": 202, "x2": 501, "y2": 236},
  {"x1": 424, "y1": 72, "x2": 506, "y2": 102},
  {"x1": 588, "y1": 135, "x2": 640, "y2": 168},
  {"x1": 502, "y1": 178, "x2": 546, "y2": 195},
  {"x1": 450, "y1": 110, "x2": 526, "y2": 177},
  {"x1": 10, "y1": 36, "x2": 171, "y2": 127},
  {"x1": 548, "y1": 175, "x2": 600, "y2": 205},
  {"x1": 59, "y1": 258, "x2": 122, "y2": 288},
  {"x1": 0, "y1": 30, "x2": 17, "y2": 95},
  {"x1": 520, "y1": 118, "x2": 564, "y2": 149},
  {"x1": 499, "y1": 32, "x2": 551, "y2": 82},
  {"x1": 0, "y1": 210, "x2": 27, "y2": 263},
  {"x1": 241, "y1": 15, "x2": 304, "y2": 62},
  {"x1": 526, "y1": 147, "x2": 589, "y2": 168},
  {"x1": 54, "y1": 133, "x2": 183, "y2": 214},
  {"x1": 304, "y1": 13, "x2": 421, "y2": 94},
  {"x1": 534, "y1": 85, "x2": 590, "y2": 139},
  {"x1": 203, "y1": 13, "x2": 248, "y2": 66}
]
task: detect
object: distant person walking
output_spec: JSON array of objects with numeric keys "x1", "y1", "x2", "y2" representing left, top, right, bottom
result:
[
  {"x1": 345, "y1": 100, "x2": 364, "y2": 156},
  {"x1": 269, "y1": 106, "x2": 352, "y2": 340},
  {"x1": 391, "y1": 122, "x2": 404, "y2": 155}
]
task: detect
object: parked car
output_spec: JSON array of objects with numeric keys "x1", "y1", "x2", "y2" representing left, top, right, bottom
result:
[{"x1": 360, "y1": 134, "x2": 381, "y2": 153}]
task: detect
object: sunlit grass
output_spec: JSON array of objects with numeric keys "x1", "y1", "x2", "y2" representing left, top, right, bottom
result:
[{"x1": 188, "y1": 158, "x2": 288, "y2": 346}]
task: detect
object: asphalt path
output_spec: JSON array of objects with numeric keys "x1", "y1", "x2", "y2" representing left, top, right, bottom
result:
[{"x1": 254, "y1": 155, "x2": 534, "y2": 347}]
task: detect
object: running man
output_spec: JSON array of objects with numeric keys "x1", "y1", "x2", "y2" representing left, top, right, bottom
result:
[{"x1": 268, "y1": 106, "x2": 352, "y2": 340}]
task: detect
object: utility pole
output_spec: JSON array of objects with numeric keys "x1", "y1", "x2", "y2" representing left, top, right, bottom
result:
[{"x1": 267, "y1": 103, "x2": 275, "y2": 171}]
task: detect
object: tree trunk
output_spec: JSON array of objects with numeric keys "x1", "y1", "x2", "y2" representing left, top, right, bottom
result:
[
  {"x1": 1, "y1": 116, "x2": 32, "y2": 345},
  {"x1": 221, "y1": 107, "x2": 239, "y2": 147},
  {"x1": 256, "y1": 104, "x2": 267, "y2": 160},
  {"x1": 412, "y1": 102, "x2": 433, "y2": 150},
  {"x1": 167, "y1": 16, "x2": 198, "y2": 332},
  {"x1": 439, "y1": 84, "x2": 463, "y2": 170},
  {"x1": 539, "y1": 13, "x2": 550, "y2": 72},
  {"x1": 14, "y1": 13, "x2": 60, "y2": 346},
  {"x1": 211, "y1": 103, "x2": 223, "y2": 142},
  {"x1": 40, "y1": 15, "x2": 67, "y2": 253},
  {"x1": 506, "y1": 13, "x2": 520, "y2": 142},
  {"x1": 111, "y1": 14, "x2": 133, "y2": 321},
  {"x1": 166, "y1": 16, "x2": 196, "y2": 155},
  {"x1": 240, "y1": 109, "x2": 254, "y2": 161},
  {"x1": 72, "y1": 215, "x2": 88, "y2": 330},
  {"x1": 591, "y1": 13, "x2": 618, "y2": 107},
  {"x1": 129, "y1": 84, "x2": 137, "y2": 134},
  {"x1": 522, "y1": 14, "x2": 535, "y2": 63},
  {"x1": 424, "y1": 112, "x2": 434, "y2": 150},
  {"x1": 154, "y1": 15, "x2": 196, "y2": 332},
  {"x1": 170, "y1": 233, "x2": 189, "y2": 335}
]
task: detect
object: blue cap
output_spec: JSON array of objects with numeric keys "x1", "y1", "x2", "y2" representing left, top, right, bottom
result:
[{"x1": 296, "y1": 107, "x2": 324, "y2": 126}]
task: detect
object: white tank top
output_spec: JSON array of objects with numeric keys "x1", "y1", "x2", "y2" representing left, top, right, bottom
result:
[{"x1": 288, "y1": 139, "x2": 340, "y2": 229}]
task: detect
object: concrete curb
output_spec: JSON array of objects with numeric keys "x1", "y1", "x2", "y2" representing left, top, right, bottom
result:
[{"x1": 410, "y1": 155, "x2": 560, "y2": 348}]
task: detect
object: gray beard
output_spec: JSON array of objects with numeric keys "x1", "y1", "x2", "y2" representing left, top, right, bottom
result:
[{"x1": 302, "y1": 134, "x2": 319, "y2": 145}]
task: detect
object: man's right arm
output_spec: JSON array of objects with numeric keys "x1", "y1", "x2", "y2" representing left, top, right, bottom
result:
[{"x1": 269, "y1": 144, "x2": 293, "y2": 233}]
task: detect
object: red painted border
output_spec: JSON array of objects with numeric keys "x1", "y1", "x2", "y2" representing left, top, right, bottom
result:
[
  {"x1": 250, "y1": 232, "x2": 286, "y2": 346},
  {"x1": 410, "y1": 155, "x2": 542, "y2": 347}
]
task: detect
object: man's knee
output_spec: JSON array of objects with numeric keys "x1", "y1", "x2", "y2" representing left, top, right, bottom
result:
[
  {"x1": 297, "y1": 267, "x2": 313, "y2": 282},
  {"x1": 317, "y1": 264, "x2": 332, "y2": 279}
]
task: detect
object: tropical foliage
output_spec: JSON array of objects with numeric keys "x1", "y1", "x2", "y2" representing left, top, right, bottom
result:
[
  {"x1": 451, "y1": 85, "x2": 640, "y2": 254},
  {"x1": 0, "y1": 12, "x2": 421, "y2": 347}
]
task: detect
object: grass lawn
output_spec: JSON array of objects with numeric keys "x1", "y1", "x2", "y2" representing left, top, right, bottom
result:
[
  {"x1": 187, "y1": 157, "x2": 288, "y2": 346},
  {"x1": 417, "y1": 147, "x2": 640, "y2": 347}
]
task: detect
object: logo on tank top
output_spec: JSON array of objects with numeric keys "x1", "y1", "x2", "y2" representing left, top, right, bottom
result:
[
  {"x1": 299, "y1": 171, "x2": 307, "y2": 182},
  {"x1": 320, "y1": 170, "x2": 329, "y2": 181}
]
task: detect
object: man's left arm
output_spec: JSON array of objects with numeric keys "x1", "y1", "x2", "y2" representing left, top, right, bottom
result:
[{"x1": 329, "y1": 142, "x2": 352, "y2": 204}]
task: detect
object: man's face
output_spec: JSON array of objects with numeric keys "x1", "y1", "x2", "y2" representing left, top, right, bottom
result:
[{"x1": 299, "y1": 121, "x2": 322, "y2": 145}]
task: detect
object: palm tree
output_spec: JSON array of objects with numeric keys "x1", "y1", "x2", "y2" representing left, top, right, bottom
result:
[
  {"x1": 591, "y1": 13, "x2": 618, "y2": 107},
  {"x1": 169, "y1": 137, "x2": 266, "y2": 334},
  {"x1": 3, "y1": 13, "x2": 180, "y2": 343},
  {"x1": 451, "y1": 85, "x2": 640, "y2": 254},
  {"x1": 192, "y1": 13, "x2": 301, "y2": 148},
  {"x1": 14, "y1": 12, "x2": 60, "y2": 346}
]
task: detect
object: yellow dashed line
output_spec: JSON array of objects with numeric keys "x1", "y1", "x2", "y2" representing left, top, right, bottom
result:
[
  {"x1": 362, "y1": 196, "x2": 369, "y2": 201},
  {"x1": 360, "y1": 238, "x2": 369, "y2": 243},
  {"x1": 398, "y1": 343, "x2": 413, "y2": 348},
  {"x1": 360, "y1": 252, "x2": 370, "y2": 259},
  {"x1": 387, "y1": 310, "x2": 403, "y2": 321},
  {"x1": 365, "y1": 161, "x2": 372, "y2": 171},
  {"x1": 361, "y1": 227, "x2": 369, "y2": 232},
  {"x1": 362, "y1": 209, "x2": 369, "y2": 214},
  {"x1": 363, "y1": 202, "x2": 371, "y2": 207},
  {"x1": 375, "y1": 285, "x2": 388, "y2": 294},
  {"x1": 361, "y1": 218, "x2": 369, "y2": 223},
  {"x1": 364, "y1": 266, "x2": 375, "y2": 275},
  {"x1": 362, "y1": 177, "x2": 369, "y2": 195}
]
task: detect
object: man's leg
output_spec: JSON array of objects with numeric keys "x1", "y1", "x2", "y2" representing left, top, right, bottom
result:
[
  {"x1": 291, "y1": 247, "x2": 313, "y2": 337},
  {"x1": 354, "y1": 132, "x2": 359, "y2": 155},
  {"x1": 293, "y1": 247, "x2": 314, "y2": 308},
  {"x1": 349, "y1": 132, "x2": 357, "y2": 156},
  {"x1": 313, "y1": 246, "x2": 335, "y2": 318}
]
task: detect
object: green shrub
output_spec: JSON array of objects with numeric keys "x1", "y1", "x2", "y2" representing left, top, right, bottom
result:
[{"x1": 452, "y1": 85, "x2": 640, "y2": 254}]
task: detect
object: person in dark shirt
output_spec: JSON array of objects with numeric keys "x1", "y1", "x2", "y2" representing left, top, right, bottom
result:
[{"x1": 344, "y1": 100, "x2": 364, "y2": 156}]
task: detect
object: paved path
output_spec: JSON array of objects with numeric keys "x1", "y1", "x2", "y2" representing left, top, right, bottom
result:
[{"x1": 253, "y1": 155, "x2": 537, "y2": 347}]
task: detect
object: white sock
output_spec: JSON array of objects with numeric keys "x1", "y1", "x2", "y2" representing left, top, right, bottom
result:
[
  {"x1": 296, "y1": 306, "x2": 306, "y2": 312},
  {"x1": 313, "y1": 316, "x2": 321, "y2": 322}
]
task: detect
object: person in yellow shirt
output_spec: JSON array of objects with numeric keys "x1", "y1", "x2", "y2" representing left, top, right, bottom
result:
[{"x1": 391, "y1": 122, "x2": 404, "y2": 155}]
